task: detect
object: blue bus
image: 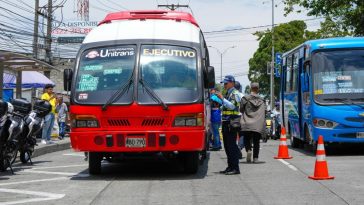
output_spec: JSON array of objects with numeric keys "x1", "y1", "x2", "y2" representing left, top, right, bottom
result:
[{"x1": 280, "y1": 37, "x2": 364, "y2": 148}]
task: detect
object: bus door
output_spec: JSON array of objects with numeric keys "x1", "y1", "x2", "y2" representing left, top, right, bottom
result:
[
  {"x1": 301, "y1": 50, "x2": 312, "y2": 143},
  {"x1": 290, "y1": 51, "x2": 300, "y2": 139}
]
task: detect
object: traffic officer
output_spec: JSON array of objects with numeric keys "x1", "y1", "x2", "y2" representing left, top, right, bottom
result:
[{"x1": 217, "y1": 75, "x2": 241, "y2": 175}]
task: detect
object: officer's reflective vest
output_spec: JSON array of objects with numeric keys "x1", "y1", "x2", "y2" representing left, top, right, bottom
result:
[{"x1": 222, "y1": 88, "x2": 240, "y2": 116}]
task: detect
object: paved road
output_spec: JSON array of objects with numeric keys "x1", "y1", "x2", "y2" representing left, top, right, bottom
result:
[{"x1": 1, "y1": 140, "x2": 364, "y2": 205}]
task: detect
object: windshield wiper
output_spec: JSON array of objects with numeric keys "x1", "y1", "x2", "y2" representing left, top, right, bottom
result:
[
  {"x1": 323, "y1": 98, "x2": 364, "y2": 109},
  {"x1": 139, "y1": 78, "x2": 169, "y2": 110},
  {"x1": 102, "y1": 76, "x2": 133, "y2": 111}
]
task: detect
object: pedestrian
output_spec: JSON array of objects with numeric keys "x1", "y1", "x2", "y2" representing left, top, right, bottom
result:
[
  {"x1": 210, "y1": 89, "x2": 223, "y2": 151},
  {"x1": 217, "y1": 75, "x2": 241, "y2": 175},
  {"x1": 234, "y1": 81, "x2": 244, "y2": 159},
  {"x1": 56, "y1": 96, "x2": 68, "y2": 140},
  {"x1": 41, "y1": 84, "x2": 57, "y2": 144},
  {"x1": 240, "y1": 82, "x2": 266, "y2": 163}
]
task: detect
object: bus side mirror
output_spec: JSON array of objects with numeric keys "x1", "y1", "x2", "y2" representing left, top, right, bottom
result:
[
  {"x1": 64, "y1": 69, "x2": 73, "y2": 91},
  {"x1": 205, "y1": 66, "x2": 215, "y2": 89},
  {"x1": 301, "y1": 73, "x2": 309, "y2": 92}
]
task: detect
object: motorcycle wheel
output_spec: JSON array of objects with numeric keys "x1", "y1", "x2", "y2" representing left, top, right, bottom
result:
[
  {"x1": 9, "y1": 148, "x2": 18, "y2": 165},
  {"x1": 0, "y1": 157, "x2": 7, "y2": 171},
  {"x1": 20, "y1": 151, "x2": 31, "y2": 164}
]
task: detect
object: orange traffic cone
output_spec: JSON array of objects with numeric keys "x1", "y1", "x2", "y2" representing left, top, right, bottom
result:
[
  {"x1": 274, "y1": 127, "x2": 293, "y2": 159},
  {"x1": 308, "y1": 135, "x2": 334, "y2": 180}
]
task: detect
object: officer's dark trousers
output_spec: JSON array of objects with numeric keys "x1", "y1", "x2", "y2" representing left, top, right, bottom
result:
[
  {"x1": 243, "y1": 131, "x2": 261, "y2": 159},
  {"x1": 222, "y1": 121, "x2": 240, "y2": 171}
]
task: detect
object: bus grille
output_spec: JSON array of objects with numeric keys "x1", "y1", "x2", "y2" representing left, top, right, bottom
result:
[
  {"x1": 107, "y1": 119, "x2": 131, "y2": 126},
  {"x1": 142, "y1": 118, "x2": 165, "y2": 126}
]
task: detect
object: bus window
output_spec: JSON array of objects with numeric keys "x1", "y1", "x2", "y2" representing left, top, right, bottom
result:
[
  {"x1": 292, "y1": 52, "x2": 299, "y2": 91},
  {"x1": 313, "y1": 49, "x2": 364, "y2": 103},
  {"x1": 286, "y1": 55, "x2": 292, "y2": 92},
  {"x1": 138, "y1": 45, "x2": 199, "y2": 104}
]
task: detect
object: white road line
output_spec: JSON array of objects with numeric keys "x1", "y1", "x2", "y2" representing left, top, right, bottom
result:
[
  {"x1": 0, "y1": 188, "x2": 65, "y2": 205},
  {"x1": 63, "y1": 153, "x2": 85, "y2": 157},
  {"x1": 22, "y1": 170, "x2": 77, "y2": 176},
  {"x1": 277, "y1": 159, "x2": 298, "y2": 171},
  {"x1": 21, "y1": 169, "x2": 90, "y2": 178},
  {"x1": 0, "y1": 177, "x2": 67, "y2": 186},
  {"x1": 30, "y1": 164, "x2": 87, "y2": 170}
]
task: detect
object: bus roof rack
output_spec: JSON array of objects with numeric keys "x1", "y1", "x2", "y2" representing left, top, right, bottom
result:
[{"x1": 98, "y1": 10, "x2": 199, "y2": 27}]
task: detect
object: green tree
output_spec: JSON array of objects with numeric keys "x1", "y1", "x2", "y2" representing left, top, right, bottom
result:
[
  {"x1": 283, "y1": 0, "x2": 363, "y2": 36},
  {"x1": 248, "y1": 20, "x2": 313, "y2": 97}
]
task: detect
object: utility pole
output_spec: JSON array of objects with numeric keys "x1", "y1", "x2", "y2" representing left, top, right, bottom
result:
[
  {"x1": 33, "y1": 0, "x2": 39, "y2": 59},
  {"x1": 158, "y1": 4, "x2": 189, "y2": 11},
  {"x1": 270, "y1": 0, "x2": 275, "y2": 111},
  {"x1": 44, "y1": 0, "x2": 52, "y2": 78}
]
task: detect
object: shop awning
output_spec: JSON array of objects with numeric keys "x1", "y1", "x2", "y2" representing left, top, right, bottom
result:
[{"x1": 3, "y1": 71, "x2": 55, "y2": 88}]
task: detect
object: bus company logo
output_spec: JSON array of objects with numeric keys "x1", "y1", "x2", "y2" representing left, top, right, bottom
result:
[{"x1": 85, "y1": 50, "x2": 99, "y2": 59}]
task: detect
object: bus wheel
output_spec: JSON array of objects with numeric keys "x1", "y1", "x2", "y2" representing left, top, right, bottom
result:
[
  {"x1": 305, "y1": 127, "x2": 316, "y2": 152},
  {"x1": 289, "y1": 126, "x2": 300, "y2": 148},
  {"x1": 89, "y1": 152, "x2": 102, "y2": 175},
  {"x1": 182, "y1": 152, "x2": 199, "y2": 174},
  {"x1": 290, "y1": 137, "x2": 301, "y2": 148}
]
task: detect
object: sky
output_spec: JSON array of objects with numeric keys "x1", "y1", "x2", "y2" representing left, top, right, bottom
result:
[{"x1": 0, "y1": 0, "x2": 322, "y2": 90}]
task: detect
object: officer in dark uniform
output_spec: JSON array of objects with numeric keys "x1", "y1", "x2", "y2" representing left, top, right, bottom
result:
[{"x1": 217, "y1": 75, "x2": 241, "y2": 175}]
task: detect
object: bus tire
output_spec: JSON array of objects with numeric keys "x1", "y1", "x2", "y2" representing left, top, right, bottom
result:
[
  {"x1": 290, "y1": 136, "x2": 301, "y2": 148},
  {"x1": 288, "y1": 125, "x2": 300, "y2": 148},
  {"x1": 183, "y1": 152, "x2": 199, "y2": 174},
  {"x1": 304, "y1": 126, "x2": 317, "y2": 152},
  {"x1": 89, "y1": 152, "x2": 102, "y2": 175}
]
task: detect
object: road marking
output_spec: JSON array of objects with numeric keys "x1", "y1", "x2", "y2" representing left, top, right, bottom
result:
[
  {"x1": 21, "y1": 169, "x2": 90, "y2": 177},
  {"x1": 0, "y1": 188, "x2": 65, "y2": 205},
  {"x1": 30, "y1": 164, "x2": 87, "y2": 170},
  {"x1": 277, "y1": 159, "x2": 298, "y2": 171},
  {"x1": 22, "y1": 170, "x2": 78, "y2": 176},
  {"x1": 63, "y1": 153, "x2": 85, "y2": 157},
  {"x1": 0, "y1": 177, "x2": 67, "y2": 186}
]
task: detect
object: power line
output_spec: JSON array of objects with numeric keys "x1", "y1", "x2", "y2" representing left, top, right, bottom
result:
[
  {"x1": 203, "y1": 17, "x2": 323, "y2": 34},
  {"x1": 105, "y1": 0, "x2": 128, "y2": 10}
]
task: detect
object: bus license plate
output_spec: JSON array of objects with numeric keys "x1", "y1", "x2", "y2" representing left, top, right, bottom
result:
[
  {"x1": 125, "y1": 138, "x2": 146, "y2": 148},
  {"x1": 357, "y1": 132, "x2": 364, "y2": 138}
]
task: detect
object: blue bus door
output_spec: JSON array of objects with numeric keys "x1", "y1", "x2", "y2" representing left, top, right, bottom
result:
[{"x1": 301, "y1": 59, "x2": 311, "y2": 143}]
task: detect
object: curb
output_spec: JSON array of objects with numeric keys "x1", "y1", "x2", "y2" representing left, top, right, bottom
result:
[{"x1": 32, "y1": 138, "x2": 71, "y2": 158}]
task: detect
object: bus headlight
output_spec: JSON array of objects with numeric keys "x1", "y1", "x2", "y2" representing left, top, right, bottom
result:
[
  {"x1": 313, "y1": 118, "x2": 338, "y2": 129},
  {"x1": 173, "y1": 113, "x2": 203, "y2": 127}
]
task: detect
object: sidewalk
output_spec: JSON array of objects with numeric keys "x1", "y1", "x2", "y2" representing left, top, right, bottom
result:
[{"x1": 33, "y1": 137, "x2": 71, "y2": 158}]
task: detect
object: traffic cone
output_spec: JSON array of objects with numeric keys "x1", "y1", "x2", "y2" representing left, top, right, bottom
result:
[
  {"x1": 308, "y1": 135, "x2": 334, "y2": 180},
  {"x1": 274, "y1": 127, "x2": 293, "y2": 159}
]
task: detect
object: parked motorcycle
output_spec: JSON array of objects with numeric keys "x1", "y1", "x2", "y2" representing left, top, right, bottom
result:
[
  {"x1": 0, "y1": 98, "x2": 51, "y2": 173},
  {"x1": 18, "y1": 99, "x2": 51, "y2": 164},
  {"x1": 0, "y1": 99, "x2": 30, "y2": 172}
]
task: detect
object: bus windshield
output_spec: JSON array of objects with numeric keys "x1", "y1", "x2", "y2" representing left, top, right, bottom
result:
[
  {"x1": 138, "y1": 45, "x2": 199, "y2": 104},
  {"x1": 312, "y1": 49, "x2": 364, "y2": 104},
  {"x1": 74, "y1": 45, "x2": 136, "y2": 104}
]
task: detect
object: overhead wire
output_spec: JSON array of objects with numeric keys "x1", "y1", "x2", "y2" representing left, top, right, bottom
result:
[
  {"x1": 203, "y1": 17, "x2": 324, "y2": 35},
  {"x1": 105, "y1": 0, "x2": 129, "y2": 10}
]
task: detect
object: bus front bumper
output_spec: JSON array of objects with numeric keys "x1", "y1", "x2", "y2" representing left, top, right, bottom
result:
[
  {"x1": 70, "y1": 130, "x2": 206, "y2": 152},
  {"x1": 313, "y1": 127, "x2": 364, "y2": 143}
]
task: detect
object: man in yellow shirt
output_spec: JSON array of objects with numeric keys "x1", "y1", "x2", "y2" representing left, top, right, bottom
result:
[{"x1": 41, "y1": 84, "x2": 56, "y2": 144}]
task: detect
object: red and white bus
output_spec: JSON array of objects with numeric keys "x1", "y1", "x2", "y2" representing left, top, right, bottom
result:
[{"x1": 63, "y1": 10, "x2": 215, "y2": 174}]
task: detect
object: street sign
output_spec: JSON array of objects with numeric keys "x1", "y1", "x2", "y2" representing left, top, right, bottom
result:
[
  {"x1": 275, "y1": 67, "x2": 280, "y2": 78},
  {"x1": 275, "y1": 52, "x2": 282, "y2": 65}
]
